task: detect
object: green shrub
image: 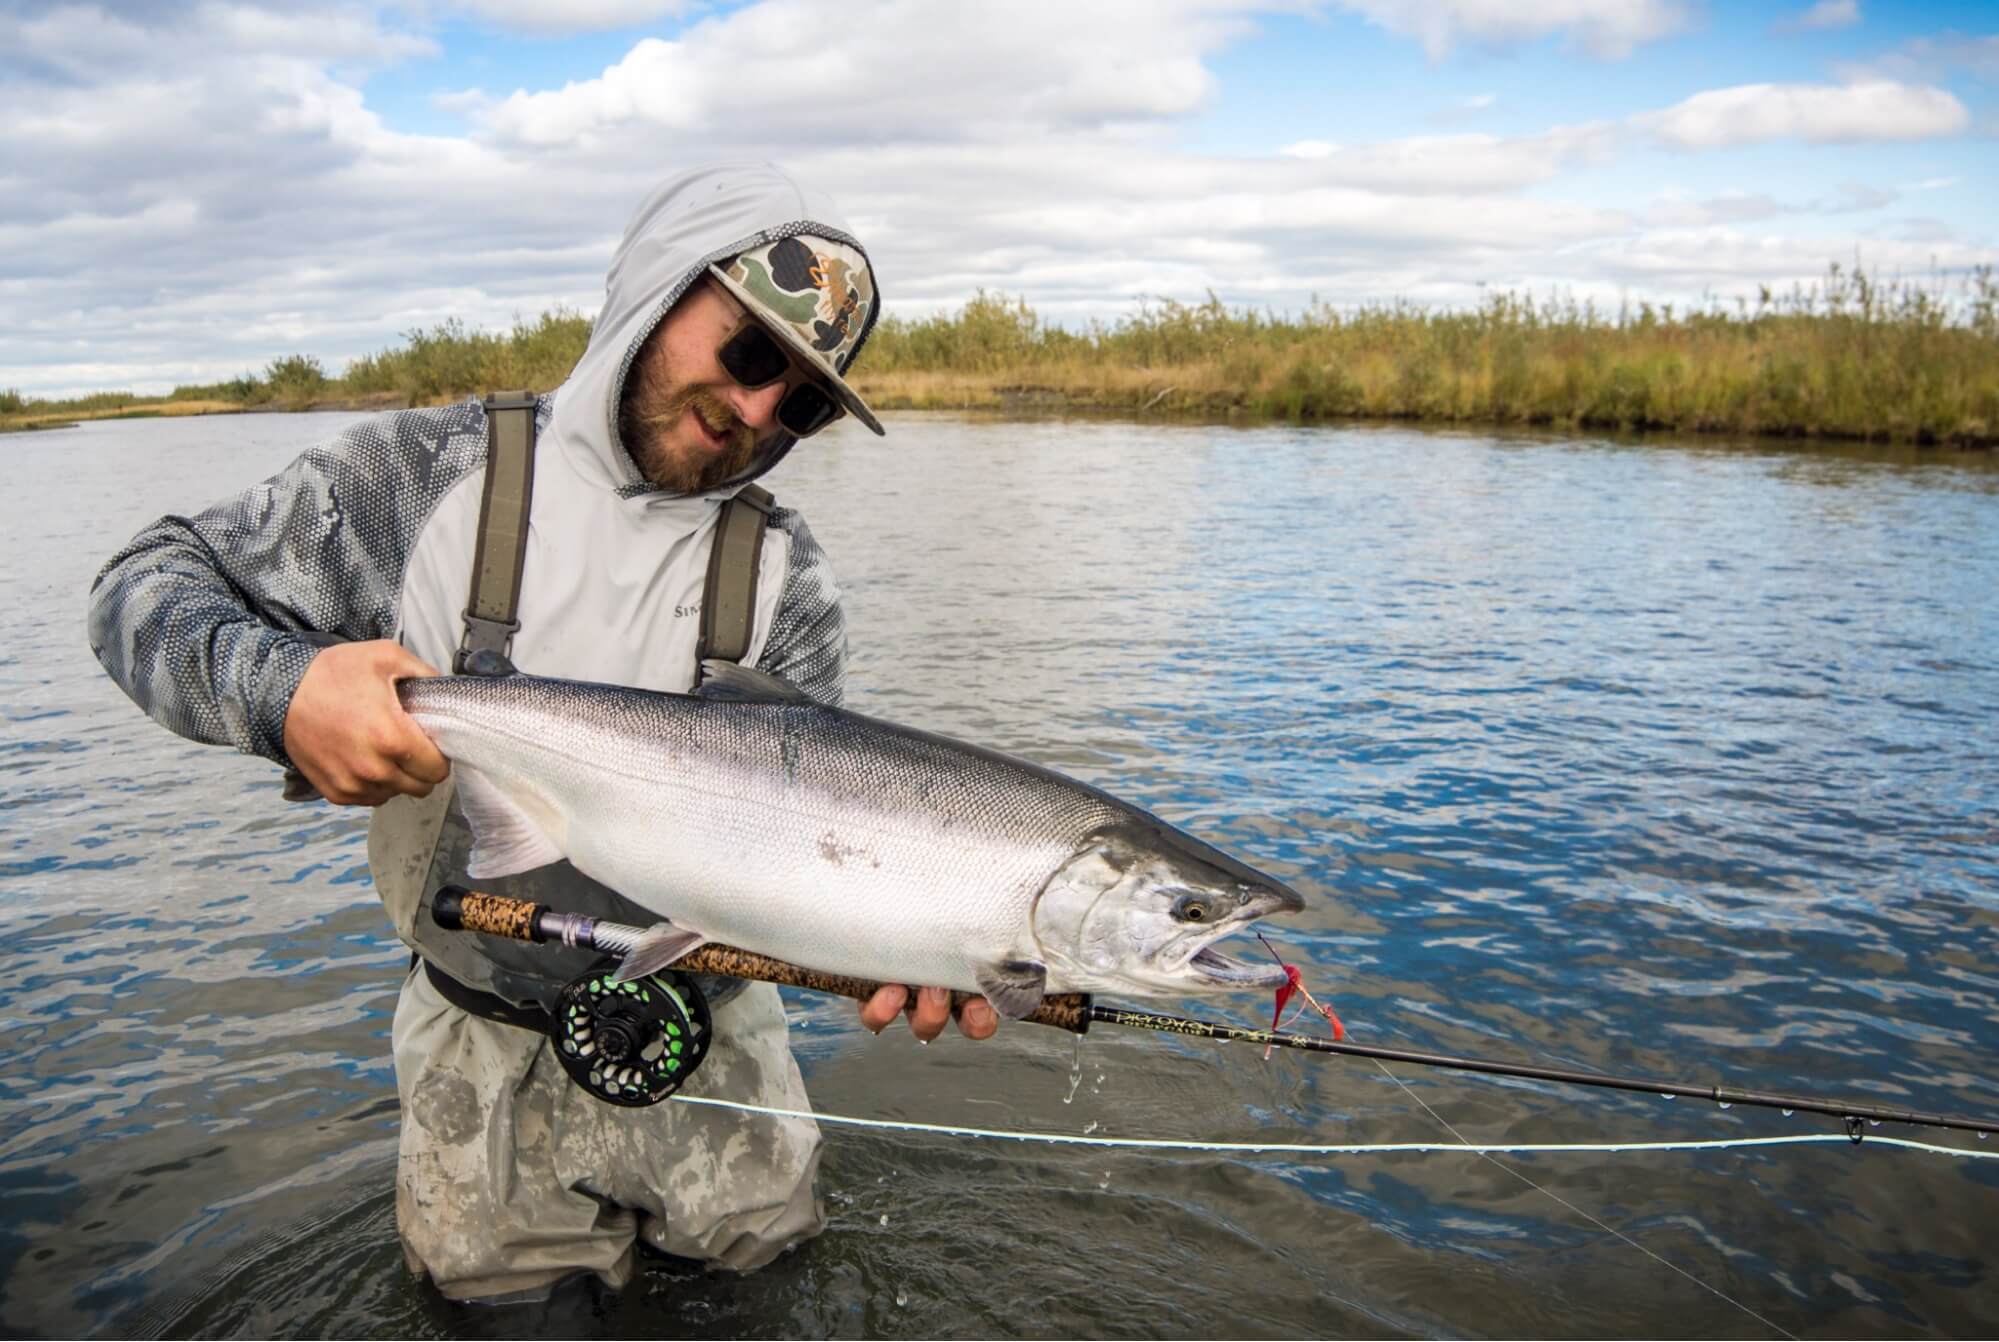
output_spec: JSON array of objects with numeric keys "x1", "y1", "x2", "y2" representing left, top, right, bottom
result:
[{"x1": 265, "y1": 354, "x2": 327, "y2": 404}]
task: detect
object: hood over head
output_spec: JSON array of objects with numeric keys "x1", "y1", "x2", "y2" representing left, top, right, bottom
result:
[{"x1": 547, "y1": 162, "x2": 883, "y2": 502}]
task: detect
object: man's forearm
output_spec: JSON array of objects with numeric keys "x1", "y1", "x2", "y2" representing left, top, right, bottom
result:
[
  {"x1": 88, "y1": 515, "x2": 323, "y2": 763},
  {"x1": 86, "y1": 409, "x2": 485, "y2": 766}
]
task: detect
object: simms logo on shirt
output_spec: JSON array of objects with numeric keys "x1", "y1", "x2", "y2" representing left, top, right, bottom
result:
[{"x1": 674, "y1": 602, "x2": 701, "y2": 619}]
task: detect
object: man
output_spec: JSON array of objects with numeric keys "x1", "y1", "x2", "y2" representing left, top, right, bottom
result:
[{"x1": 88, "y1": 162, "x2": 994, "y2": 1303}]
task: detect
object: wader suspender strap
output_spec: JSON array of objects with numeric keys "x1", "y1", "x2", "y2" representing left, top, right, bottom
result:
[
  {"x1": 418, "y1": 418, "x2": 777, "y2": 1036},
  {"x1": 696, "y1": 483, "x2": 775, "y2": 676},
  {"x1": 456, "y1": 390, "x2": 539, "y2": 672}
]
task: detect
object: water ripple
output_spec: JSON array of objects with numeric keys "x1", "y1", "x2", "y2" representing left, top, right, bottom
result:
[{"x1": 0, "y1": 415, "x2": 1994, "y2": 1337}]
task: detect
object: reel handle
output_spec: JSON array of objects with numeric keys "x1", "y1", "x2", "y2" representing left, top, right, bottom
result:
[{"x1": 430, "y1": 886, "x2": 1093, "y2": 1033}]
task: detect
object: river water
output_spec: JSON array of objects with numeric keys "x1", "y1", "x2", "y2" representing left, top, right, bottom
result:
[{"x1": 2, "y1": 411, "x2": 1995, "y2": 1338}]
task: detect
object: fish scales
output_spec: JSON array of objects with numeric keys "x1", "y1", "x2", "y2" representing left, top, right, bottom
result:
[{"x1": 400, "y1": 670, "x2": 1302, "y2": 1013}]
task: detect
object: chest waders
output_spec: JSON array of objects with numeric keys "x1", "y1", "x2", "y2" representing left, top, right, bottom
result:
[{"x1": 367, "y1": 391, "x2": 772, "y2": 1100}]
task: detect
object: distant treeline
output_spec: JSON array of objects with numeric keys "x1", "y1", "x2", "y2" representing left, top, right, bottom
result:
[{"x1": 7, "y1": 265, "x2": 1996, "y2": 445}]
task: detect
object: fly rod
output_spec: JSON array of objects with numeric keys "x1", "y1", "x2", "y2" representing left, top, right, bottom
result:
[{"x1": 432, "y1": 886, "x2": 1997, "y2": 1137}]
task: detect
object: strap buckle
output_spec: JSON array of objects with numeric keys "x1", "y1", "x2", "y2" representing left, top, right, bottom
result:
[{"x1": 455, "y1": 611, "x2": 522, "y2": 673}]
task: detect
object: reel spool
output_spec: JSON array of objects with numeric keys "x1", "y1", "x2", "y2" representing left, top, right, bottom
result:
[{"x1": 551, "y1": 963, "x2": 711, "y2": 1107}]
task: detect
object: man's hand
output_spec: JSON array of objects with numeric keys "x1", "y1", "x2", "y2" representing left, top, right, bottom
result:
[
  {"x1": 859, "y1": 985, "x2": 999, "y2": 1043},
  {"x1": 283, "y1": 640, "x2": 450, "y2": 806}
]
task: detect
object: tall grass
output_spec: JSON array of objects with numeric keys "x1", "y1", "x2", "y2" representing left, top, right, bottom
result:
[
  {"x1": 1, "y1": 312, "x2": 594, "y2": 429},
  {"x1": 855, "y1": 264, "x2": 1999, "y2": 445},
  {"x1": 6, "y1": 268, "x2": 1994, "y2": 444}
]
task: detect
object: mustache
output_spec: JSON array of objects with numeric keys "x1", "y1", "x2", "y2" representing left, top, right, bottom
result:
[
  {"x1": 636, "y1": 382, "x2": 752, "y2": 453},
  {"x1": 684, "y1": 389, "x2": 752, "y2": 448}
]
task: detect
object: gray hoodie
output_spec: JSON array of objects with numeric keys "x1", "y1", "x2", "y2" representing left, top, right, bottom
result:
[{"x1": 88, "y1": 161, "x2": 876, "y2": 1002}]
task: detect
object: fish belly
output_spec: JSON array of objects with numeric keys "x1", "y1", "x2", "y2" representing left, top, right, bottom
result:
[{"x1": 536, "y1": 744, "x2": 1056, "y2": 992}]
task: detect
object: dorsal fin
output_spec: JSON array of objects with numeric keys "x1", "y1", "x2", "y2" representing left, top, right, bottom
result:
[{"x1": 696, "y1": 661, "x2": 813, "y2": 704}]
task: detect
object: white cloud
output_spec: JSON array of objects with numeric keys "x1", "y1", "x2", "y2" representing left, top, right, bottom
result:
[
  {"x1": 1589, "y1": 228, "x2": 1987, "y2": 295},
  {"x1": 1772, "y1": 0, "x2": 1859, "y2": 35},
  {"x1": 1645, "y1": 193, "x2": 1789, "y2": 227},
  {"x1": 207, "y1": 2, "x2": 440, "y2": 62},
  {"x1": 0, "y1": 0, "x2": 1992, "y2": 399},
  {"x1": 1294, "y1": 122, "x2": 1621, "y2": 191},
  {"x1": 442, "y1": 0, "x2": 691, "y2": 33},
  {"x1": 1643, "y1": 181, "x2": 1899, "y2": 227},
  {"x1": 1331, "y1": 0, "x2": 1690, "y2": 59},
  {"x1": 474, "y1": 0, "x2": 1254, "y2": 148},
  {"x1": 1641, "y1": 81, "x2": 1969, "y2": 148}
]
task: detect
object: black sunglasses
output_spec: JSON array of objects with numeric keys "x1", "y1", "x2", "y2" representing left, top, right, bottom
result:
[{"x1": 716, "y1": 319, "x2": 845, "y2": 439}]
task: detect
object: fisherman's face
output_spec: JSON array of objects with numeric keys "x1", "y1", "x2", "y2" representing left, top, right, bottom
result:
[{"x1": 619, "y1": 280, "x2": 825, "y2": 494}]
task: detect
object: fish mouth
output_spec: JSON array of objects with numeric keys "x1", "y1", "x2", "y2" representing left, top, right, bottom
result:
[{"x1": 1187, "y1": 944, "x2": 1289, "y2": 989}]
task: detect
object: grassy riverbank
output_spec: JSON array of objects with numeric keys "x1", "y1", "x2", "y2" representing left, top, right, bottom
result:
[
  {"x1": 860, "y1": 265, "x2": 1998, "y2": 446},
  {"x1": 9, "y1": 266, "x2": 1996, "y2": 445}
]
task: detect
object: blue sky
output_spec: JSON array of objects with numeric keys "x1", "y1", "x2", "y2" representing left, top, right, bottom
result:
[{"x1": 2, "y1": 0, "x2": 1993, "y2": 396}]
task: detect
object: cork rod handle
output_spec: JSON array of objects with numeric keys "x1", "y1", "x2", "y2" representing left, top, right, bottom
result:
[{"x1": 429, "y1": 886, "x2": 1092, "y2": 1033}]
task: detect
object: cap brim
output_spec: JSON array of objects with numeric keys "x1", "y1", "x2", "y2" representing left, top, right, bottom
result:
[{"x1": 708, "y1": 264, "x2": 885, "y2": 436}]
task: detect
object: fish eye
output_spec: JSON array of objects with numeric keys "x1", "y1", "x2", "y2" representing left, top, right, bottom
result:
[{"x1": 1172, "y1": 894, "x2": 1214, "y2": 923}]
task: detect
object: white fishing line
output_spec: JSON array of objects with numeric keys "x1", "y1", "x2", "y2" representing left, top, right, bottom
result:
[
  {"x1": 1371, "y1": 1058, "x2": 1797, "y2": 1341},
  {"x1": 671, "y1": 1094, "x2": 1996, "y2": 1160}
]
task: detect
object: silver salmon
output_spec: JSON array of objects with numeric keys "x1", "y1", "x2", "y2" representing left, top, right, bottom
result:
[{"x1": 399, "y1": 663, "x2": 1304, "y2": 1018}]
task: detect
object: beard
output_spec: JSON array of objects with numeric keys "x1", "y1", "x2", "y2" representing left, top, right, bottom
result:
[{"x1": 617, "y1": 343, "x2": 761, "y2": 494}]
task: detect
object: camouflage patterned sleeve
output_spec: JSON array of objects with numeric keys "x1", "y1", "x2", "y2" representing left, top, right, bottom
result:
[
  {"x1": 86, "y1": 403, "x2": 489, "y2": 765},
  {"x1": 756, "y1": 507, "x2": 847, "y2": 708}
]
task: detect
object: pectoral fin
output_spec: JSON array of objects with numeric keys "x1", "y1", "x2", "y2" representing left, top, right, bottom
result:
[
  {"x1": 612, "y1": 924, "x2": 709, "y2": 982},
  {"x1": 456, "y1": 766, "x2": 563, "y2": 878},
  {"x1": 975, "y1": 958, "x2": 1049, "y2": 1020}
]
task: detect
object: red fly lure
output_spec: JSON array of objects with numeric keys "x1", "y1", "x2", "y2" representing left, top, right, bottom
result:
[{"x1": 1257, "y1": 933, "x2": 1344, "y2": 1059}]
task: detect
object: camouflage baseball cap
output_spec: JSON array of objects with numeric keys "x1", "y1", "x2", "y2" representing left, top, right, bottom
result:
[{"x1": 709, "y1": 233, "x2": 883, "y2": 436}]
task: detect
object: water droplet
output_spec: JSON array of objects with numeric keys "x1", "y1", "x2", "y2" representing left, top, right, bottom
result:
[
  {"x1": 894, "y1": 1291, "x2": 908, "y2": 1308},
  {"x1": 876, "y1": 1175, "x2": 886, "y2": 1185},
  {"x1": 1717, "y1": 1100, "x2": 1732, "y2": 1110},
  {"x1": 1083, "y1": 1121, "x2": 1099, "y2": 1134},
  {"x1": 1659, "y1": 1092, "x2": 1676, "y2": 1101},
  {"x1": 1977, "y1": 1131, "x2": 1988, "y2": 1141},
  {"x1": 879, "y1": 1213, "x2": 890, "y2": 1227},
  {"x1": 1868, "y1": 1119, "x2": 1881, "y2": 1127},
  {"x1": 1097, "y1": 1171, "x2": 1111, "y2": 1190},
  {"x1": 1063, "y1": 1036, "x2": 1084, "y2": 1105},
  {"x1": 1781, "y1": 1108, "x2": 1794, "y2": 1118}
]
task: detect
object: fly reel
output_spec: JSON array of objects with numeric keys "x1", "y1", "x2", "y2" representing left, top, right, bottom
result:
[{"x1": 551, "y1": 962, "x2": 711, "y2": 1107}]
